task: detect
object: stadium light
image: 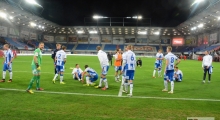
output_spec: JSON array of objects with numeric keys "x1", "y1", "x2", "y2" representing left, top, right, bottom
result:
[
  {"x1": 218, "y1": 17, "x2": 220, "y2": 20},
  {"x1": 198, "y1": 23, "x2": 203, "y2": 28},
  {"x1": 137, "y1": 16, "x2": 142, "y2": 19},
  {"x1": 132, "y1": 15, "x2": 142, "y2": 19},
  {"x1": 25, "y1": 0, "x2": 41, "y2": 6},
  {"x1": 154, "y1": 31, "x2": 160, "y2": 35},
  {"x1": 191, "y1": 0, "x2": 204, "y2": 6},
  {"x1": 9, "y1": 16, "x2": 13, "y2": 19},
  {"x1": 0, "y1": 12, "x2": 7, "y2": 18},
  {"x1": 138, "y1": 31, "x2": 147, "y2": 35},
  {"x1": 93, "y1": 15, "x2": 103, "y2": 19},
  {"x1": 89, "y1": 31, "x2": 98, "y2": 34},
  {"x1": 77, "y1": 31, "x2": 84, "y2": 34},
  {"x1": 30, "y1": 22, "x2": 37, "y2": 27}
]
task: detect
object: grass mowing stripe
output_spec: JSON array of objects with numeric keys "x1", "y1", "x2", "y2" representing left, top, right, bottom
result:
[{"x1": 1, "y1": 88, "x2": 220, "y2": 102}]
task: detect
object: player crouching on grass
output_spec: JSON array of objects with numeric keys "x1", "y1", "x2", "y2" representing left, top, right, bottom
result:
[
  {"x1": 26, "y1": 42, "x2": 44, "y2": 94},
  {"x1": 173, "y1": 67, "x2": 183, "y2": 82},
  {"x1": 71, "y1": 64, "x2": 83, "y2": 81},
  {"x1": 81, "y1": 65, "x2": 98, "y2": 86}
]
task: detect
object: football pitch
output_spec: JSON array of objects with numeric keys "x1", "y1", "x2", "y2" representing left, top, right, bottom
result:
[{"x1": 0, "y1": 55, "x2": 220, "y2": 120}]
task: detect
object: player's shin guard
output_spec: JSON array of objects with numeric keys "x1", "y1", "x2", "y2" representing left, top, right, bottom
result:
[
  {"x1": 36, "y1": 76, "x2": 40, "y2": 89},
  {"x1": 153, "y1": 70, "x2": 156, "y2": 77},
  {"x1": 86, "y1": 77, "x2": 90, "y2": 84},
  {"x1": 98, "y1": 78, "x2": 103, "y2": 87},
  {"x1": 164, "y1": 80, "x2": 168, "y2": 90},
  {"x1": 2, "y1": 71, "x2": 6, "y2": 79},
  {"x1": 53, "y1": 74, "x2": 58, "y2": 80},
  {"x1": 171, "y1": 81, "x2": 174, "y2": 92},
  {"x1": 60, "y1": 74, "x2": 63, "y2": 82},
  {"x1": 103, "y1": 78, "x2": 108, "y2": 88},
  {"x1": 27, "y1": 76, "x2": 37, "y2": 90},
  {"x1": 9, "y1": 72, "x2": 12, "y2": 79},
  {"x1": 129, "y1": 83, "x2": 133, "y2": 95}
]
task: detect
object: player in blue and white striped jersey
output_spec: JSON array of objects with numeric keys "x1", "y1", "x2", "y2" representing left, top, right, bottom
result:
[
  {"x1": 81, "y1": 65, "x2": 98, "y2": 86},
  {"x1": 162, "y1": 46, "x2": 181, "y2": 94},
  {"x1": 123, "y1": 45, "x2": 136, "y2": 97},
  {"x1": 52, "y1": 46, "x2": 67, "y2": 84},
  {"x1": 0, "y1": 44, "x2": 14, "y2": 82},
  {"x1": 153, "y1": 49, "x2": 164, "y2": 78}
]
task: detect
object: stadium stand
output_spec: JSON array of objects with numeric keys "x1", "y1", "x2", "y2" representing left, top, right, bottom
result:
[
  {"x1": 87, "y1": 44, "x2": 101, "y2": 50},
  {"x1": 104, "y1": 44, "x2": 124, "y2": 51},
  {"x1": 198, "y1": 43, "x2": 220, "y2": 52},
  {"x1": 75, "y1": 44, "x2": 89, "y2": 50}
]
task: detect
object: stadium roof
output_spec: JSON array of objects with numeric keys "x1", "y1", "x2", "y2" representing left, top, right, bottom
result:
[{"x1": 0, "y1": 0, "x2": 220, "y2": 36}]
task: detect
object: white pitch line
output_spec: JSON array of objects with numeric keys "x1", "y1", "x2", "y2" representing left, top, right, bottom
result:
[{"x1": 0, "y1": 88, "x2": 220, "y2": 102}]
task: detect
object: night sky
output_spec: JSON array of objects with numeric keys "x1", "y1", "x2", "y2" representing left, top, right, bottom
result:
[{"x1": 36, "y1": 0, "x2": 207, "y2": 27}]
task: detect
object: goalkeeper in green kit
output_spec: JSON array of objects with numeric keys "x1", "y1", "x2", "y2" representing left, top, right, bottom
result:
[{"x1": 26, "y1": 42, "x2": 44, "y2": 94}]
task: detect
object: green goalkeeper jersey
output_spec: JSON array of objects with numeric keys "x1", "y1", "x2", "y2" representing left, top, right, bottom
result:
[{"x1": 31, "y1": 48, "x2": 42, "y2": 66}]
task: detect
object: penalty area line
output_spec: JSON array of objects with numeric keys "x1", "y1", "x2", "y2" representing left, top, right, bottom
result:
[{"x1": 0, "y1": 88, "x2": 220, "y2": 102}]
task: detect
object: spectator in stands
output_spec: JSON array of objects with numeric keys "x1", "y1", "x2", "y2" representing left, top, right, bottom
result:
[
  {"x1": 51, "y1": 44, "x2": 61, "y2": 75},
  {"x1": 107, "y1": 51, "x2": 113, "y2": 66},
  {"x1": 183, "y1": 55, "x2": 186, "y2": 60},
  {"x1": 136, "y1": 58, "x2": 142, "y2": 68}
]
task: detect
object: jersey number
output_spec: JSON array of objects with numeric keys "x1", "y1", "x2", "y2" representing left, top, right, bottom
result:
[
  {"x1": 170, "y1": 57, "x2": 174, "y2": 63},
  {"x1": 131, "y1": 55, "x2": 134, "y2": 61},
  {"x1": 58, "y1": 54, "x2": 61, "y2": 59}
]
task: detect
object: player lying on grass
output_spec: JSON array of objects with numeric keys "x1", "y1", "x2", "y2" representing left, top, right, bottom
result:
[
  {"x1": 81, "y1": 65, "x2": 98, "y2": 86},
  {"x1": 71, "y1": 64, "x2": 83, "y2": 81}
]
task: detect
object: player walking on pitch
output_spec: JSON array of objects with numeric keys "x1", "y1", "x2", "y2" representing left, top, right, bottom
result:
[
  {"x1": 114, "y1": 48, "x2": 122, "y2": 82},
  {"x1": 0, "y1": 44, "x2": 14, "y2": 82},
  {"x1": 162, "y1": 46, "x2": 180, "y2": 94},
  {"x1": 52, "y1": 46, "x2": 67, "y2": 84},
  {"x1": 123, "y1": 45, "x2": 136, "y2": 97},
  {"x1": 95, "y1": 46, "x2": 109, "y2": 90},
  {"x1": 26, "y1": 42, "x2": 44, "y2": 94},
  {"x1": 153, "y1": 49, "x2": 164, "y2": 78}
]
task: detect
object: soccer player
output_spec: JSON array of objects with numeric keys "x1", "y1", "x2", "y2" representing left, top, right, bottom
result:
[
  {"x1": 51, "y1": 44, "x2": 61, "y2": 75},
  {"x1": 136, "y1": 58, "x2": 142, "y2": 68},
  {"x1": 95, "y1": 46, "x2": 109, "y2": 90},
  {"x1": 173, "y1": 67, "x2": 183, "y2": 82},
  {"x1": 72, "y1": 64, "x2": 83, "y2": 81},
  {"x1": 52, "y1": 46, "x2": 67, "y2": 84},
  {"x1": 162, "y1": 46, "x2": 181, "y2": 94},
  {"x1": 114, "y1": 48, "x2": 122, "y2": 82},
  {"x1": 202, "y1": 50, "x2": 213, "y2": 83},
  {"x1": 81, "y1": 65, "x2": 98, "y2": 86},
  {"x1": 153, "y1": 49, "x2": 164, "y2": 78},
  {"x1": 0, "y1": 44, "x2": 14, "y2": 82},
  {"x1": 26, "y1": 42, "x2": 44, "y2": 94},
  {"x1": 123, "y1": 45, "x2": 136, "y2": 97},
  {"x1": 121, "y1": 48, "x2": 129, "y2": 94}
]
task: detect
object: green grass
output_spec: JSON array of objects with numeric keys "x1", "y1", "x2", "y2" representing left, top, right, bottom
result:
[{"x1": 0, "y1": 55, "x2": 220, "y2": 120}]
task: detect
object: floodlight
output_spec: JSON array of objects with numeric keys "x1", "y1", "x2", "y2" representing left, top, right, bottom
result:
[
  {"x1": 154, "y1": 31, "x2": 160, "y2": 35},
  {"x1": 30, "y1": 22, "x2": 37, "y2": 27},
  {"x1": 191, "y1": 0, "x2": 204, "y2": 6},
  {"x1": 93, "y1": 15, "x2": 103, "y2": 19},
  {"x1": 137, "y1": 16, "x2": 142, "y2": 19},
  {"x1": 89, "y1": 31, "x2": 98, "y2": 34},
  {"x1": 138, "y1": 31, "x2": 147, "y2": 34},
  {"x1": 198, "y1": 24, "x2": 203, "y2": 28},
  {"x1": 25, "y1": 0, "x2": 41, "y2": 6},
  {"x1": 77, "y1": 31, "x2": 84, "y2": 34},
  {"x1": 0, "y1": 12, "x2": 7, "y2": 18},
  {"x1": 9, "y1": 16, "x2": 13, "y2": 19}
]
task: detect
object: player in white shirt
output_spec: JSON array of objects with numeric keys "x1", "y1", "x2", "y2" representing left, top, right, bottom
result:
[
  {"x1": 71, "y1": 64, "x2": 83, "y2": 81},
  {"x1": 162, "y1": 46, "x2": 181, "y2": 94},
  {"x1": 95, "y1": 46, "x2": 109, "y2": 90},
  {"x1": 120, "y1": 48, "x2": 129, "y2": 94},
  {"x1": 202, "y1": 51, "x2": 213, "y2": 83},
  {"x1": 123, "y1": 45, "x2": 136, "y2": 97},
  {"x1": 52, "y1": 46, "x2": 67, "y2": 84},
  {"x1": 81, "y1": 65, "x2": 98, "y2": 86},
  {"x1": 0, "y1": 44, "x2": 14, "y2": 82},
  {"x1": 173, "y1": 67, "x2": 183, "y2": 82},
  {"x1": 153, "y1": 49, "x2": 164, "y2": 78}
]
